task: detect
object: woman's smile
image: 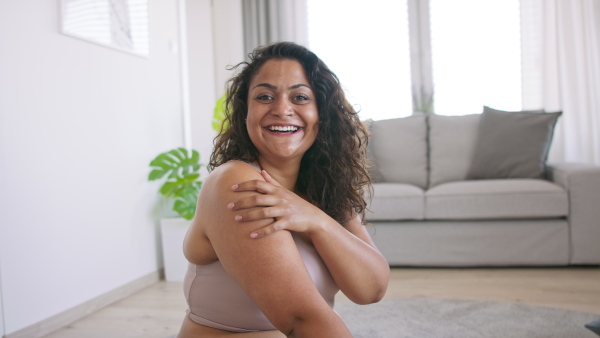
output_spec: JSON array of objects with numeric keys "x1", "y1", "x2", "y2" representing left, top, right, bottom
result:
[{"x1": 265, "y1": 124, "x2": 302, "y2": 135}]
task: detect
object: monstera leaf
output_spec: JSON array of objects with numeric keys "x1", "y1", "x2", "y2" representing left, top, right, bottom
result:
[
  {"x1": 148, "y1": 148, "x2": 200, "y2": 181},
  {"x1": 158, "y1": 173, "x2": 200, "y2": 198},
  {"x1": 148, "y1": 148, "x2": 203, "y2": 220},
  {"x1": 173, "y1": 183, "x2": 202, "y2": 220}
]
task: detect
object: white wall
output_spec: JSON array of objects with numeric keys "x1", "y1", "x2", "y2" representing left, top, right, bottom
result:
[
  {"x1": 185, "y1": 0, "x2": 245, "y2": 168},
  {"x1": 212, "y1": 0, "x2": 245, "y2": 96},
  {"x1": 186, "y1": 0, "x2": 218, "y2": 161},
  {"x1": 0, "y1": 260, "x2": 4, "y2": 336},
  {"x1": 0, "y1": 0, "x2": 244, "y2": 334},
  {"x1": 0, "y1": 0, "x2": 186, "y2": 335}
]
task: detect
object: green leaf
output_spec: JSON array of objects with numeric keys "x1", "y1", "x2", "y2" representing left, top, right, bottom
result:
[
  {"x1": 212, "y1": 92, "x2": 229, "y2": 133},
  {"x1": 151, "y1": 153, "x2": 177, "y2": 167},
  {"x1": 148, "y1": 169, "x2": 165, "y2": 181},
  {"x1": 173, "y1": 198, "x2": 196, "y2": 220},
  {"x1": 159, "y1": 173, "x2": 200, "y2": 197},
  {"x1": 172, "y1": 183, "x2": 201, "y2": 219},
  {"x1": 148, "y1": 145, "x2": 204, "y2": 219},
  {"x1": 148, "y1": 148, "x2": 201, "y2": 183},
  {"x1": 190, "y1": 149, "x2": 200, "y2": 164}
]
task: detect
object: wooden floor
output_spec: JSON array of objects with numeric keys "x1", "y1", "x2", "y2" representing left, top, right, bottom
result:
[{"x1": 42, "y1": 267, "x2": 600, "y2": 338}]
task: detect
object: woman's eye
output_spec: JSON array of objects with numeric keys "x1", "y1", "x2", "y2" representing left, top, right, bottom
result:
[
  {"x1": 295, "y1": 95, "x2": 309, "y2": 101},
  {"x1": 256, "y1": 94, "x2": 273, "y2": 101}
]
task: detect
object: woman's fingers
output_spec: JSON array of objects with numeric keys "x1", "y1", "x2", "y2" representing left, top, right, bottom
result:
[
  {"x1": 232, "y1": 179, "x2": 275, "y2": 194},
  {"x1": 228, "y1": 195, "x2": 280, "y2": 211},
  {"x1": 228, "y1": 172, "x2": 303, "y2": 239},
  {"x1": 250, "y1": 221, "x2": 285, "y2": 239},
  {"x1": 233, "y1": 206, "x2": 283, "y2": 222}
]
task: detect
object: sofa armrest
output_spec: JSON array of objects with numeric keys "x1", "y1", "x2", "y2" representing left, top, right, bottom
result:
[{"x1": 546, "y1": 163, "x2": 600, "y2": 264}]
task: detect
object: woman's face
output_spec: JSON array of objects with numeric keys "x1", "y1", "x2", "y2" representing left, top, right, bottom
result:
[{"x1": 246, "y1": 58, "x2": 319, "y2": 162}]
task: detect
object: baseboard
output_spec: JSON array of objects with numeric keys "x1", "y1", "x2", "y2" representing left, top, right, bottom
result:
[{"x1": 5, "y1": 270, "x2": 162, "y2": 338}]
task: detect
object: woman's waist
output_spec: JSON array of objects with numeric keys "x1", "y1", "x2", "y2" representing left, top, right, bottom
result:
[{"x1": 184, "y1": 262, "x2": 278, "y2": 331}]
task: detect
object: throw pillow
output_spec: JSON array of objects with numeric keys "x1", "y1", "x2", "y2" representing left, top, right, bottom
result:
[{"x1": 466, "y1": 106, "x2": 562, "y2": 180}]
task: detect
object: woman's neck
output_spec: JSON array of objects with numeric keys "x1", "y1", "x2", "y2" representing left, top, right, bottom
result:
[{"x1": 256, "y1": 156, "x2": 301, "y2": 191}]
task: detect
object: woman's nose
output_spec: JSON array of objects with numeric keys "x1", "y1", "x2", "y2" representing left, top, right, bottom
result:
[{"x1": 271, "y1": 98, "x2": 293, "y2": 118}]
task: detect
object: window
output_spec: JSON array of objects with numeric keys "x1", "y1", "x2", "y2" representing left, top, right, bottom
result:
[
  {"x1": 307, "y1": 0, "x2": 523, "y2": 119},
  {"x1": 307, "y1": 0, "x2": 413, "y2": 120},
  {"x1": 430, "y1": 0, "x2": 521, "y2": 115}
]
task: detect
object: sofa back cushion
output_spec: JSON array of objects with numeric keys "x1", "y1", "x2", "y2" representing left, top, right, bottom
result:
[
  {"x1": 368, "y1": 115, "x2": 428, "y2": 189},
  {"x1": 428, "y1": 114, "x2": 481, "y2": 187}
]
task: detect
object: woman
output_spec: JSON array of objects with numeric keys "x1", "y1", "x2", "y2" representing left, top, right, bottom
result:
[{"x1": 178, "y1": 42, "x2": 390, "y2": 337}]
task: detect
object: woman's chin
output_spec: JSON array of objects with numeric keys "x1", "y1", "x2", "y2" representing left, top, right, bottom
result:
[{"x1": 262, "y1": 146, "x2": 306, "y2": 160}]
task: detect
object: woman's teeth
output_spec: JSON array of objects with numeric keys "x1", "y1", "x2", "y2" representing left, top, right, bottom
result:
[{"x1": 268, "y1": 126, "x2": 299, "y2": 132}]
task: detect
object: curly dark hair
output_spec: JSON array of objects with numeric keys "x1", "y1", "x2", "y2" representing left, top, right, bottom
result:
[{"x1": 209, "y1": 41, "x2": 372, "y2": 225}]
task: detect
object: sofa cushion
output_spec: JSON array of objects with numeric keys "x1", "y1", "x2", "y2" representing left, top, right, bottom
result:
[
  {"x1": 368, "y1": 115, "x2": 428, "y2": 188},
  {"x1": 367, "y1": 183, "x2": 424, "y2": 221},
  {"x1": 428, "y1": 114, "x2": 481, "y2": 187},
  {"x1": 363, "y1": 119, "x2": 384, "y2": 183},
  {"x1": 467, "y1": 106, "x2": 562, "y2": 180},
  {"x1": 425, "y1": 179, "x2": 568, "y2": 220}
]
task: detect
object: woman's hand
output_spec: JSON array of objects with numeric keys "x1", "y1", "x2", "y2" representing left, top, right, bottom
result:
[{"x1": 228, "y1": 170, "x2": 332, "y2": 239}]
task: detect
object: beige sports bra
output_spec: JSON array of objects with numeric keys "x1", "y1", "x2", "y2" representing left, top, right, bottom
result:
[{"x1": 183, "y1": 162, "x2": 339, "y2": 332}]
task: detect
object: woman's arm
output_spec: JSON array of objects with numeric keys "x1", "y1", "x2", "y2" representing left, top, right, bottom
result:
[
  {"x1": 310, "y1": 213, "x2": 390, "y2": 304},
  {"x1": 230, "y1": 170, "x2": 390, "y2": 305},
  {"x1": 201, "y1": 162, "x2": 352, "y2": 337}
]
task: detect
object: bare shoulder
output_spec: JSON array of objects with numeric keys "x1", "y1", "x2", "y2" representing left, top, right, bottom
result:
[
  {"x1": 203, "y1": 160, "x2": 263, "y2": 190},
  {"x1": 200, "y1": 160, "x2": 273, "y2": 240},
  {"x1": 184, "y1": 161, "x2": 264, "y2": 265},
  {"x1": 199, "y1": 160, "x2": 266, "y2": 225},
  {"x1": 198, "y1": 160, "x2": 276, "y2": 246}
]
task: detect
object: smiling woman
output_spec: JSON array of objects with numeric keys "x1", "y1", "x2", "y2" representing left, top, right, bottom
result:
[
  {"x1": 176, "y1": 42, "x2": 390, "y2": 337},
  {"x1": 246, "y1": 59, "x2": 319, "y2": 167}
]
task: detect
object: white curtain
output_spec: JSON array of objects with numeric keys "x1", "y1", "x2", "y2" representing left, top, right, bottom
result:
[
  {"x1": 523, "y1": 0, "x2": 600, "y2": 164},
  {"x1": 242, "y1": 0, "x2": 308, "y2": 57}
]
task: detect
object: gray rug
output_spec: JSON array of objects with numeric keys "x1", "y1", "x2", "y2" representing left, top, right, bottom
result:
[{"x1": 335, "y1": 298, "x2": 600, "y2": 338}]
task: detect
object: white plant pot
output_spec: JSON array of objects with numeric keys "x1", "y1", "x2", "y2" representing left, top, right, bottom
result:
[{"x1": 160, "y1": 217, "x2": 192, "y2": 282}]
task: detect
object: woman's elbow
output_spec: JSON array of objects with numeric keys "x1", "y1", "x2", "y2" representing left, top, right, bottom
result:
[
  {"x1": 268, "y1": 308, "x2": 340, "y2": 336},
  {"x1": 353, "y1": 286, "x2": 387, "y2": 305},
  {"x1": 350, "y1": 269, "x2": 390, "y2": 304},
  {"x1": 371, "y1": 281, "x2": 389, "y2": 303}
]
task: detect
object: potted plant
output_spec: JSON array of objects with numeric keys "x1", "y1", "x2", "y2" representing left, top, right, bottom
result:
[
  {"x1": 148, "y1": 147, "x2": 203, "y2": 281},
  {"x1": 148, "y1": 93, "x2": 227, "y2": 281}
]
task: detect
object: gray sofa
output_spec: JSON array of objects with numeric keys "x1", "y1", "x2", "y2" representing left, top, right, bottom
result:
[{"x1": 366, "y1": 113, "x2": 600, "y2": 266}]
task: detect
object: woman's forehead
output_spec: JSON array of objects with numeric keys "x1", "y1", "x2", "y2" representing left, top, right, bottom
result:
[{"x1": 250, "y1": 59, "x2": 310, "y2": 88}]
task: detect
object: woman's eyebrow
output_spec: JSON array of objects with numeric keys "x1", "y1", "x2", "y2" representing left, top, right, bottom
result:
[
  {"x1": 289, "y1": 84, "x2": 311, "y2": 90},
  {"x1": 253, "y1": 83, "x2": 277, "y2": 90},
  {"x1": 252, "y1": 83, "x2": 311, "y2": 90}
]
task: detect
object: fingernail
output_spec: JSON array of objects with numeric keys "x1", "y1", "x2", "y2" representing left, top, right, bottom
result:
[
  {"x1": 227, "y1": 203, "x2": 234, "y2": 209},
  {"x1": 235, "y1": 215, "x2": 242, "y2": 221},
  {"x1": 231, "y1": 184, "x2": 238, "y2": 190},
  {"x1": 250, "y1": 232, "x2": 258, "y2": 238}
]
